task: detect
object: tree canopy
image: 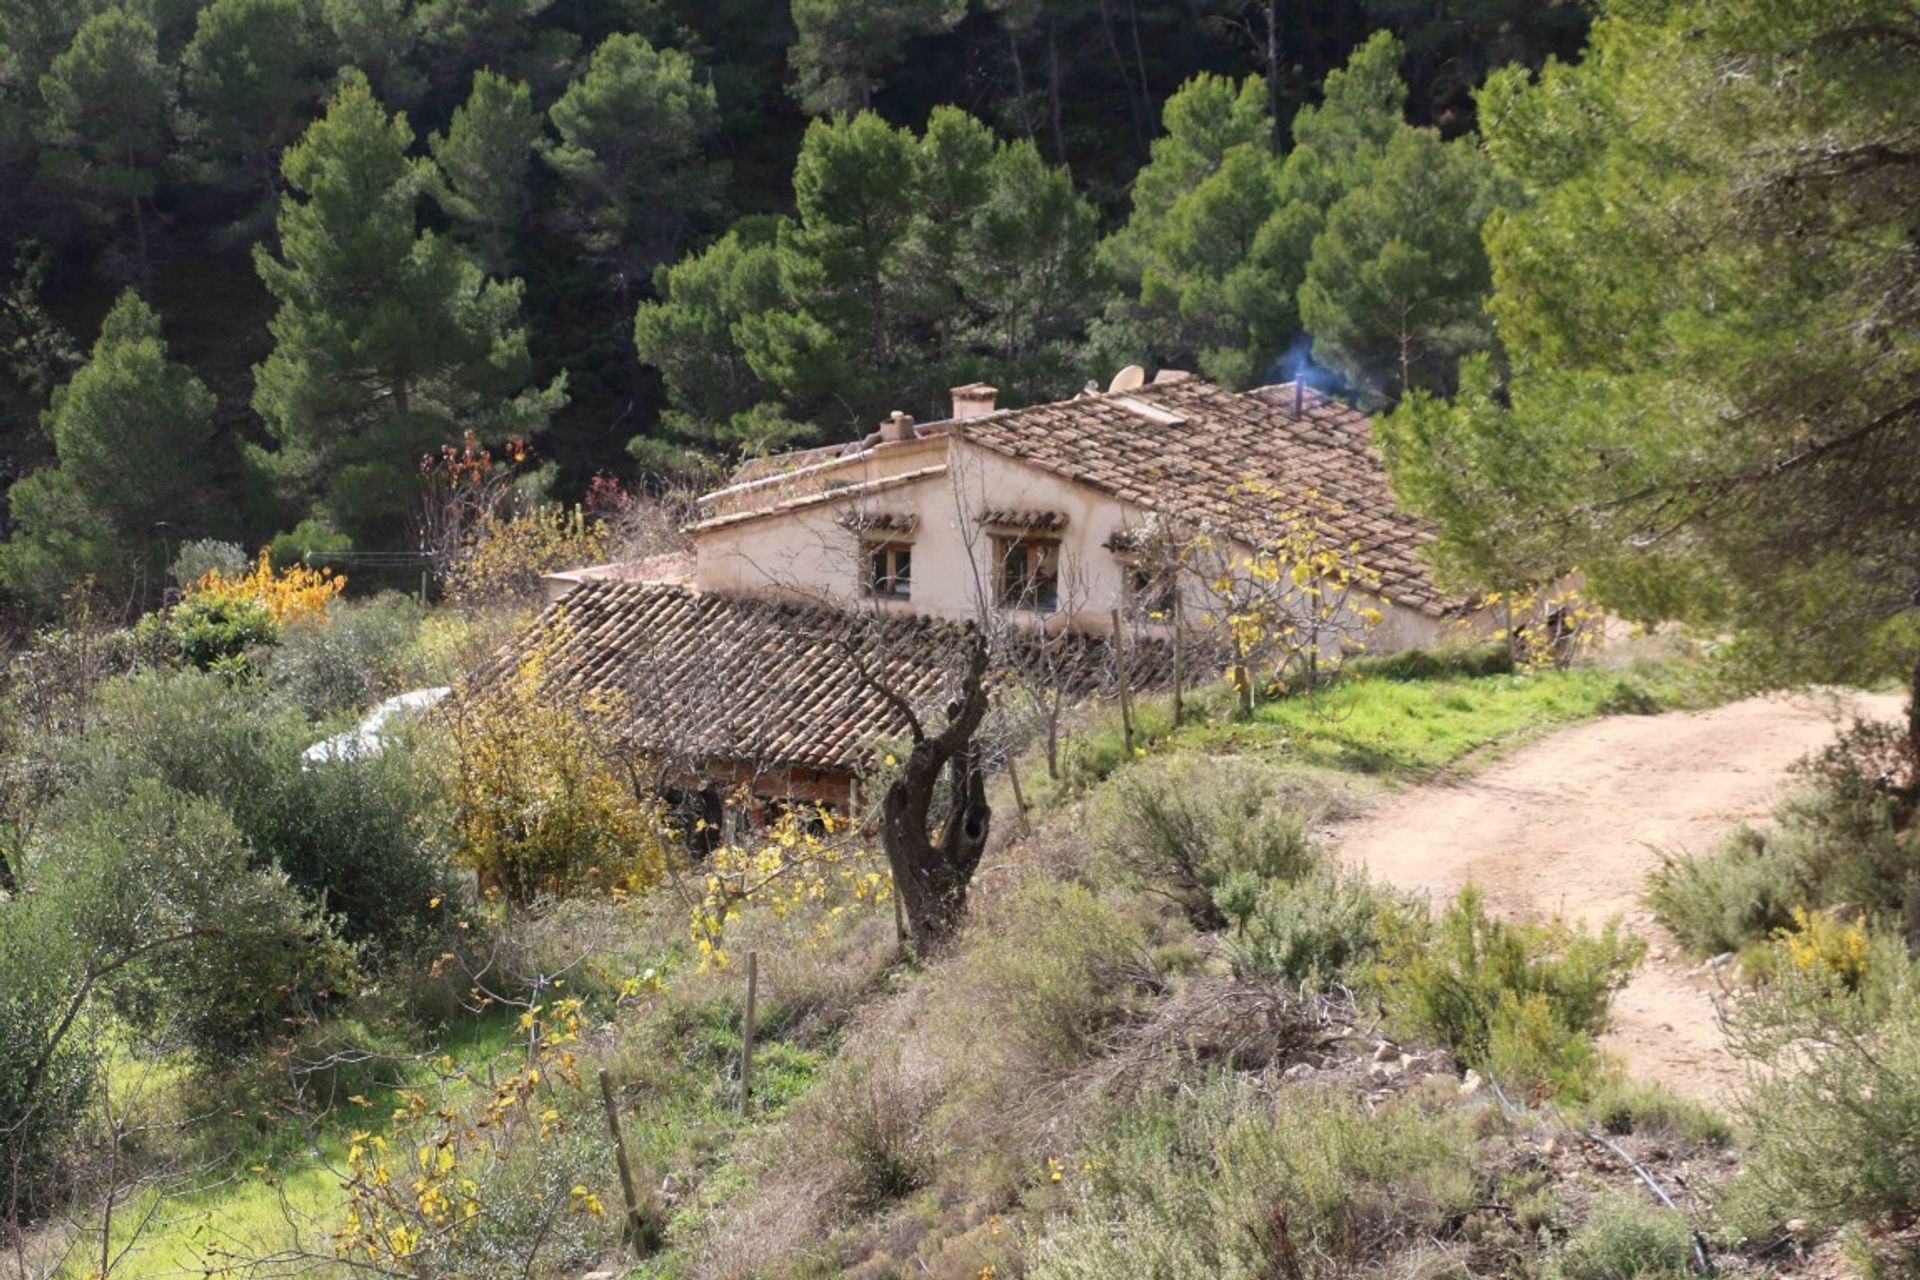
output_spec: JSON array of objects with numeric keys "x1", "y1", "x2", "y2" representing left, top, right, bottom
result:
[
  {"x1": 251, "y1": 72, "x2": 563, "y2": 547},
  {"x1": 1379, "y1": 0, "x2": 1920, "y2": 702},
  {"x1": 0, "y1": 290, "x2": 218, "y2": 607}
]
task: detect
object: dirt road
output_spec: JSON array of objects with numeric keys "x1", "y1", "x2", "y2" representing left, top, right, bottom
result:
[{"x1": 1334, "y1": 689, "x2": 1905, "y2": 1103}]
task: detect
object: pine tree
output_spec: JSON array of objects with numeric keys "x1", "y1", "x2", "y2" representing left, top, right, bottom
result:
[
  {"x1": 542, "y1": 32, "x2": 722, "y2": 282},
  {"x1": 1378, "y1": 0, "x2": 1920, "y2": 724},
  {"x1": 0, "y1": 291, "x2": 217, "y2": 606},
  {"x1": 634, "y1": 107, "x2": 1099, "y2": 455},
  {"x1": 1095, "y1": 33, "x2": 1414, "y2": 387},
  {"x1": 787, "y1": 0, "x2": 965, "y2": 115},
  {"x1": 251, "y1": 72, "x2": 564, "y2": 548},
  {"x1": 430, "y1": 70, "x2": 540, "y2": 274},
  {"x1": 36, "y1": 7, "x2": 170, "y2": 277},
  {"x1": 1298, "y1": 128, "x2": 1505, "y2": 402},
  {"x1": 179, "y1": 0, "x2": 327, "y2": 208}
]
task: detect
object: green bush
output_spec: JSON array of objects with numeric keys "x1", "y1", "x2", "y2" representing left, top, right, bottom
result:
[
  {"x1": 69, "y1": 669, "x2": 452, "y2": 952},
  {"x1": 1550, "y1": 1191, "x2": 1695, "y2": 1280},
  {"x1": 1579, "y1": 1079, "x2": 1731, "y2": 1147},
  {"x1": 169, "y1": 538, "x2": 248, "y2": 588},
  {"x1": 1028, "y1": 1079, "x2": 1479, "y2": 1279},
  {"x1": 1722, "y1": 934, "x2": 1920, "y2": 1234},
  {"x1": 265, "y1": 592, "x2": 427, "y2": 718},
  {"x1": 1228, "y1": 864, "x2": 1403, "y2": 987},
  {"x1": 138, "y1": 592, "x2": 278, "y2": 670},
  {"x1": 0, "y1": 780, "x2": 343, "y2": 1211},
  {"x1": 1646, "y1": 827, "x2": 1805, "y2": 957},
  {"x1": 1092, "y1": 756, "x2": 1319, "y2": 928},
  {"x1": 1651, "y1": 721, "x2": 1920, "y2": 956},
  {"x1": 1372, "y1": 888, "x2": 1643, "y2": 1098},
  {"x1": 1345, "y1": 640, "x2": 1514, "y2": 683}
]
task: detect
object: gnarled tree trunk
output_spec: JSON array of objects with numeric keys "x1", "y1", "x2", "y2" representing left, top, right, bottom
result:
[{"x1": 878, "y1": 631, "x2": 992, "y2": 944}]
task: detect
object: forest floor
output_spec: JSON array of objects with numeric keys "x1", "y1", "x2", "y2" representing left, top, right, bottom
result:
[{"x1": 1332, "y1": 688, "x2": 1906, "y2": 1103}]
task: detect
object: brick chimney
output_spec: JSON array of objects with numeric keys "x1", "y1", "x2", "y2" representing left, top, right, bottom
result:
[
  {"x1": 879, "y1": 410, "x2": 915, "y2": 443},
  {"x1": 949, "y1": 383, "x2": 998, "y2": 420}
]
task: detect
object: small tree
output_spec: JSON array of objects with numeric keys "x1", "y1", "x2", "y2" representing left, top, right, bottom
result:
[
  {"x1": 1175, "y1": 493, "x2": 1383, "y2": 718},
  {"x1": 178, "y1": 0, "x2": 327, "y2": 208},
  {"x1": 444, "y1": 623, "x2": 669, "y2": 906},
  {"x1": 430, "y1": 70, "x2": 540, "y2": 274},
  {"x1": 863, "y1": 627, "x2": 993, "y2": 944},
  {"x1": 252, "y1": 71, "x2": 564, "y2": 548},
  {"x1": 0, "y1": 291, "x2": 218, "y2": 611},
  {"x1": 36, "y1": 8, "x2": 170, "y2": 277}
]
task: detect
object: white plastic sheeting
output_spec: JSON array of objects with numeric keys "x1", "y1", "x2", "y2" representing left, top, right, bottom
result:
[{"x1": 301, "y1": 686, "x2": 451, "y2": 766}]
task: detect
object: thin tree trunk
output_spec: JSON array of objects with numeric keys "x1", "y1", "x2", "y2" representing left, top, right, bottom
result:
[
  {"x1": 1008, "y1": 28, "x2": 1033, "y2": 140},
  {"x1": 1045, "y1": 21, "x2": 1067, "y2": 165},
  {"x1": 1126, "y1": 0, "x2": 1153, "y2": 127},
  {"x1": 1908, "y1": 652, "x2": 1920, "y2": 762},
  {"x1": 1265, "y1": 0, "x2": 1283, "y2": 150},
  {"x1": 1098, "y1": 0, "x2": 1148, "y2": 159}
]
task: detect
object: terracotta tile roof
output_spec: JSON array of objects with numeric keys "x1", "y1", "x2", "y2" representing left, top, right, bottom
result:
[
  {"x1": 687, "y1": 465, "x2": 948, "y2": 534},
  {"x1": 959, "y1": 379, "x2": 1454, "y2": 616},
  {"x1": 503, "y1": 579, "x2": 1171, "y2": 778}
]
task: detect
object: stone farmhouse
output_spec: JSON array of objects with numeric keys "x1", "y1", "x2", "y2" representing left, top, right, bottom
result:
[{"x1": 518, "y1": 369, "x2": 1483, "y2": 808}]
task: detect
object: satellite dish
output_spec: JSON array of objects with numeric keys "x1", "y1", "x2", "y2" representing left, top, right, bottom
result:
[{"x1": 1107, "y1": 364, "x2": 1147, "y2": 393}]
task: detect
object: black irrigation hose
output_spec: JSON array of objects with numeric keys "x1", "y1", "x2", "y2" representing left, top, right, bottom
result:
[
  {"x1": 1584, "y1": 1127, "x2": 1716, "y2": 1277},
  {"x1": 1484, "y1": 1076, "x2": 1715, "y2": 1276}
]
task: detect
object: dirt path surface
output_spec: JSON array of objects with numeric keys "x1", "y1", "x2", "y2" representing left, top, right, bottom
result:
[{"x1": 1333, "y1": 689, "x2": 1905, "y2": 1104}]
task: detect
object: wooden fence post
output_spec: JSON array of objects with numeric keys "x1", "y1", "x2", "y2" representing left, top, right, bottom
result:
[
  {"x1": 1171, "y1": 588, "x2": 1185, "y2": 726},
  {"x1": 739, "y1": 950, "x2": 759, "y2": 1115},
  {"x1": 1111, "y1": 608, "x2": 1135, "y2": 756},
  {"x1": 597, "y1": 1069, "x2": 654, "y2": 1255}
]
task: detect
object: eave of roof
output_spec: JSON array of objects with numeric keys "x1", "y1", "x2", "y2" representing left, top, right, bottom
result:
[{"x1": 686, "y1": 465, "x2": 949, "y2": 535}]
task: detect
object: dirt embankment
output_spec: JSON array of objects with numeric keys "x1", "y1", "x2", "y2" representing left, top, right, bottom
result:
[{"x1": 1332, "y1": 690, "x2": 1906, "y2": 1104}]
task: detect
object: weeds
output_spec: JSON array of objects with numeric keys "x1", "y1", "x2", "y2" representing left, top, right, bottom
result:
[{"x1": 1028, "y1": 1078, "x2": 1481, "y2": 1279}]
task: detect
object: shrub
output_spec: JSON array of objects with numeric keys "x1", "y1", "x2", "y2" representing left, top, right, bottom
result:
[
  {"x1": 168, "y1": 537, "x2": 247, "y2": 588},
  {"x1": 139, "y1": 590, "x2": 278, "y2": 669},
  {"x1": 1580, "y1": 1080, "x2": 1732, "y2": 1147},
  {"x1": 1, "y1": 780, "x2": 342, "y2": 1210},
  {"x1": 442, "y1": 627, "x2": 669, "y2": 904},
  {"x1": 1346, "y1": 641, "x2": 1514, "y2": 683},
  {"x1": 1646, "y1": 827, "x2": 1804, "y2": 957},
  {"x1": 950, "y1": 879, "x2": 1152, "y2": 1077},
  {"x1": 1372, "y1": 888, "x2": 1642, "y2": 1098},
  {"x1": 1550, "y1": 1191, "x2": 1695, "y2": 1280},
  {"x1": 70, "y1": 669, "x2": 451, "y2": 952},
  {"x1": 1028, "y1": 1079, "x2": 1479, "y2": 1279},
  {"x1": 1722, "y1": 933, "x2": 1920, "y2": 1234},
  {"x1": 444, "y1": 505, "x2": 609, "y2": 610},
  {"x1": 1092, "y1": 756, "x2": 1319, "y2": 928},
  {"x1": 818, "y1": 1050, "x2": 933, "y2": 1211},
  {"x1": 266, "y1": 591, "x2": 428, "y2": 718},
  {"x1": 1651, "y1": 721, "x2": 1920, "y2": 957},
  {"x1": 1228, "y1": 864, "x2": 1403, "y2": 987}
]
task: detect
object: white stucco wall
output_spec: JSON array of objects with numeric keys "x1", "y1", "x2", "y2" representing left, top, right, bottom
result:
[{"x1": 689, "y1": 438, "x2": 1463, "y2": 655}]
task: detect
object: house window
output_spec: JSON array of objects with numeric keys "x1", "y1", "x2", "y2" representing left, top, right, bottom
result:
[
  {"x1": 995, "y1": 537, "x2": 1060, "y2": 611},
  {"x1": 866, "y1": 541, "x2": 912, "y2": 599},
  {"x1": 1126, "y1": 561, "x2": 1177, "y2": 620}
]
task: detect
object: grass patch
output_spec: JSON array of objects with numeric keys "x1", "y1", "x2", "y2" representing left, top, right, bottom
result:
[
  {"x1": 1217, "y1": 663, "x2": 1685, "y2": 774},
  {"x1": 70, "y1": 1009, "x2": 522, "y2": 1277},
  {"x1": 1031, "y1": 650, "x2": 1703, "y2": 809}
]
